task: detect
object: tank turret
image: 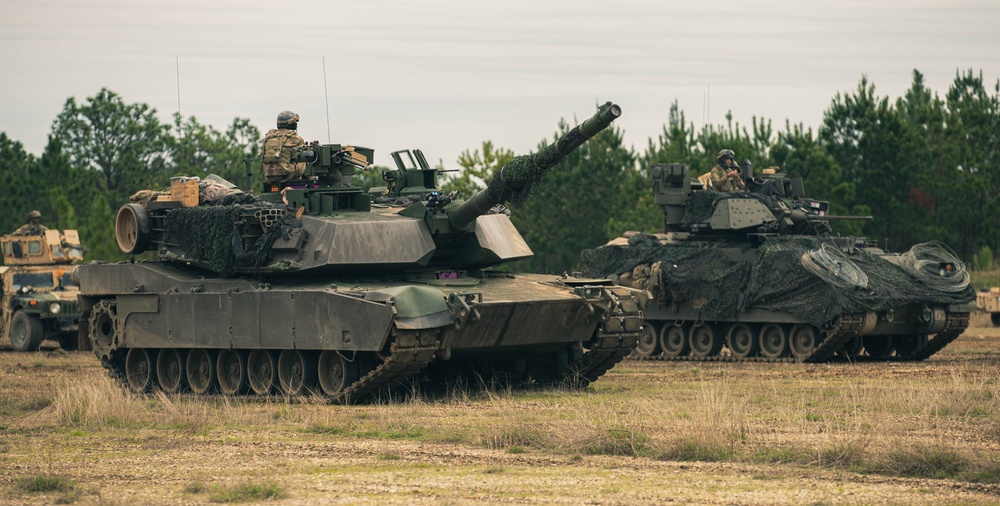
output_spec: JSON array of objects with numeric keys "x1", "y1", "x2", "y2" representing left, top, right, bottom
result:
[
  {"x1": 114, "y1": 103, "x2": 623, "y2": 277},
  {"x1": 580, "y1": 162, "x2": 975, "y2": 363}
]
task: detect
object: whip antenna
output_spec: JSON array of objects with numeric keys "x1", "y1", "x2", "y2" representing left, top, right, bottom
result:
[{"x1": 323, "y1": 56, "x2": 331, "y2": 143}]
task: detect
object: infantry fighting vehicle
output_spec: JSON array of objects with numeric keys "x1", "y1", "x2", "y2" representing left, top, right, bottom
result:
[
  {"x1": 1, "y1": 230, "x2": 84, "y2": 351},
  {"x1": 580, "y1": 163, "x2": 975, "y2": 362},
  {"x1": 74, "y1": 102, "x2": 648, "y2": 402}
]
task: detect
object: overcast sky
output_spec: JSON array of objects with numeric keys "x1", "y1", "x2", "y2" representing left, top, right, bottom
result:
[{"x1": 1, "y1": 0, "x2": 998, "y2": 169}]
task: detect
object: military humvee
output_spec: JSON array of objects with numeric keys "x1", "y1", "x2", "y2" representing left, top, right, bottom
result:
[{"x1": 1, "y1": 230, "x2": 84, "y2": 351}]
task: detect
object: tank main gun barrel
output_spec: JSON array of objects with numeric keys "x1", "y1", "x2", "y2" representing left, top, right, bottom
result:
[{"x1": 449, "y1": 102, "x2": 622, "y2": 229}]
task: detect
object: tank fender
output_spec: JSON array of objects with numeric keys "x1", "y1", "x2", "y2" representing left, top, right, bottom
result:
[{"x1": 364, "y1": 285, "x2": 453, "y2": 330}]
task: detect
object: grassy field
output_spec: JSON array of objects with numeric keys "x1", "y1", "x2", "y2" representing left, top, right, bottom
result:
[{"x1": 1, "y1": 326, "x2": 999, "y2": 504}]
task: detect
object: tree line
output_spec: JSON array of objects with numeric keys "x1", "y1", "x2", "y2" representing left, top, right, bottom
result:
[{"x1": 1, "y1": 70, "x2": 998, "y2": 273}]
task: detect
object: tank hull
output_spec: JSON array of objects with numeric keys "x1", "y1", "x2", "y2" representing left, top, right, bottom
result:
[{"x1": 75, "y1": 262, "x2": 645, "y2": 401}]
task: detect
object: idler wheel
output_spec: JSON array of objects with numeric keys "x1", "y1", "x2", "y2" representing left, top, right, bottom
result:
[
  {"x1": 789, "y1": 325, "x2": 820, "y2": 361},
  {"x1": 758, "y1": 324, "x2": 788, "y2": 360},
  {"x1": 125, "y1": 348, "x2": 157, "y2": 393},
  {"x1": 247, "y1": 350, "x2": 277, "y2": 395},
  {"x1": 633, "y1": 322, "x2": 661, "y2": 358},
  {"x1": 726, "y1": 323, "x2": 757, "y2": 359},
  {"x1": 862, "y1": 336, "x2": 893, "y2": 358},
  {"x1": 278, "y1": 350, "x2": 317, "y2": 396},
  {"x1": 318, "y1": 351, "x2": 360, "y2": 397},
  {"x1": 186, "y1": 349, "x2": 217, "y2": 395},
  {"x1": 156, "y1": 348, "x2": 187, "y2": 393},
  {"x1": 688, "y1": 323, "x2": 722, "y2": 358},
  {"x1": 891, "y1": 334, "x2": 928, "y2": 360},
  {"x1": 659, "y1": 323, "x2": 689, "y2": 358},
  {"x1": 216, "y1": 349, "x2": 249, "y2": 396}
]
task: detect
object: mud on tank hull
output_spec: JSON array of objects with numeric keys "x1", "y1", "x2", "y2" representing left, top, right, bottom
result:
[
  {"x1": 581, "y1": 234, "x2": 975, "y2": 363},
  {"x1": 74, "y1": 262, "x2": 646, "y2": 402}
]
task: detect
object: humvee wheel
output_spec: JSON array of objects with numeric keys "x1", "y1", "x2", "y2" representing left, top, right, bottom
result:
[
  {"x1": 633, "y1": 322, "x2": 660, "y2": 358},
  {"x1": 758, "y1": 324, "x2": 788, "y2": 360},
  {"x1": 278, "y1": 350, "x2": 317, "y2": 395},
  {"x1": 217, "y1": 349, "x2": 249, "y2": 396},
  {"x1": 156, "y1": 348, "x2": 187, "y2": 393},
  {"x1": 10, "y1": 310, "x2": 44, "y2": 352},
  {"x1": 660, "y1": 323, "x2": 689, "y2": 358},
  {"x1": 789, "y1": 325, "x2": 819, "y2": 361},
  {"x1": 862, "y1": 336, "x2": 893, "y2": 358},
  {"x1": 688, "y1": 323, "x2": 722, "y2": 358},
  {"x1": 726, "y1": 323, "x2": 756, "y2": 359},
  {"x1": 187, "y1": 349, "x2": 217, "y2": 395},
  {"x1": 318, "y1": 351, "x2": 359, "y2": 396},
  {"x1": 115, "y1": 203, "x2": 151, "y2": 254},
  {"x1": 892, "y1": 334, "x2": 928, "y2": 360},
  {"x1": 247, "y1": 350, "x2": 277, "y2": 395},
  {"x1": 89, "y1": 300, "x2": 119, "y2": 360},
  {"x1": 125, "y1": 348, "x2": 157, "y2": 393}
]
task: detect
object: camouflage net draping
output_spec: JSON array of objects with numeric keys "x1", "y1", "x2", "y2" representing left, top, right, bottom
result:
[
  {"x1": 486, "y1": 144, "x2": 565, "y2": 209},
  {"x1": 578, "y1": 234, "x2": 975, "y2": 328},
  {"x1": 162, "y1": 197, "x2": 300, "y2": 276}
]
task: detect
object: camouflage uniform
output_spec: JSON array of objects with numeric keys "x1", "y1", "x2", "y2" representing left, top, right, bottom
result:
[
  {"x1": 261, "y1": 128, "x2": 307, "y2": 182},
  {"x1": 13, "y1": 223, "x2": 47, "y2": 236},
  {"x1": 709, "y1": 165, "x2": 744, "y2": 192}
]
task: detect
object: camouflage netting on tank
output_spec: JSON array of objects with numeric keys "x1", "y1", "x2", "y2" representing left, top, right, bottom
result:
[
  {"x1": 579, "y1": 234, "x2": 975, "y2": 328},
  {"x1": 162, "y1": 200, "x2": 300, "y2": 276},
  {"x1": 486, "y1": 144, "x2": 564, "y2": 208}
]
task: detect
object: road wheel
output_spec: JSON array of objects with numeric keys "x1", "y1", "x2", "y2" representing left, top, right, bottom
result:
[
  {"x1": 156, "y1": 348, "x2": 187, "y2": 393},
  {"x1": 688, "y1": 323, "x2": 722, "y2": 358},
  {"x1": 659, "y1": 323, "x2": 689, "y2": 358},
  {"x1": 277, "y1": 350, "x2": 317, "y2": 395},
  {"x1": 758, "y1": 324, "x2": 788, "y2": 360},
  {"x1": 789, "y1": 324, "x2": 820, "y2": 361},
  {"x1": 726, "y1": 323, "x2": 756, "y2": 359},
  {"x1": 125, "y1": 348, "x2": 157, "y2": 393},
  {"x1": 892, "y1": 334, "x2": 928, "y2": 360},
  {"x1": 216, "y1": 349, "x2": 249, "y2": 396},
  {"x1": 187, "y1": 349, "x2": 217, "y2": 395},
  {"x1": 318, "y1": 351, "x2": 359, "y2": 397},
  {"x1": 11, "y1": 311, "x2": 44, "y2": 352},
  {"x1": 247, "y1": 350, "x2": 277, "y2": 395},
  {"x1": 632, "y1": 321, "x2": 661, "y2": 358},
  {"x1": 862, "y1": 336, "x2": 893, "y2": 359}
]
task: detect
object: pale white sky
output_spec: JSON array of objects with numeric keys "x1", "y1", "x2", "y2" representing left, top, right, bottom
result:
[{"x1": 1, "y1": 0, "x2": 997, "y2": 168}]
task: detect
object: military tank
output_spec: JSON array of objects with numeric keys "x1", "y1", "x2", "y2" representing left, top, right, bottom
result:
[
  {"x1": 73, "y1": 102, "x2": 648, "y2": 402},
  {"x1": 579, "y1": 162, "x2": 975, "y2": 363}
]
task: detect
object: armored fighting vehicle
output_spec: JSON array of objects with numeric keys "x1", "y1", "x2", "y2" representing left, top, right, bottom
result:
[
  {"x1": 975, "y1": 288, "x2": 1000, "y2": 327},
  {"x1": 580, "y1": 163, "x2": 975, "y2": 362},
  {"x1": 74, "y1": 102, "x2": 648, "y2": 402},
  {"x1": 1, "y1": 230, "x2": 84, "y2": 351}
]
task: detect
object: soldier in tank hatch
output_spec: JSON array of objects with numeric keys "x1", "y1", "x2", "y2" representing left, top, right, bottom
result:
[
  {"x1": 262, "y1": 110, "x2": 307, "y2": 183},
  {"x1": 13, "y1": 210, "x2": 48, "y2": 236},
  {"x1": 709, "y1": 149, "x2": 746, "y2": 192}
]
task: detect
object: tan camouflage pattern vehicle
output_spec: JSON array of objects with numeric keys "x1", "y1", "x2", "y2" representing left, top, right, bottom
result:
[
  {"x1": 1, "y1": 230, "x2": 84, "y2": 351},
  {"x1": 975, "y1": 287, "x2": 1000, "y2": 327},
  {"x1": 74, "y1": 102, "x2": 649, "y2": 403}
]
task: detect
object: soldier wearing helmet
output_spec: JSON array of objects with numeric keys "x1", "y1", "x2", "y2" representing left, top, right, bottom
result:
[
  {"x1": 261, "y1": 111, "x2": 307, "y2": 183},
  {"x1": 709, "y1": 149, "x2": 745, "y2": 192},
  {"x1": 13, "y1": 210, "x2": 48, "y2": 236}
]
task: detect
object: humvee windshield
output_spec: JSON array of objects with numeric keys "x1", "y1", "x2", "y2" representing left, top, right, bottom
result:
[{"x1": 12, "y1": 272, "x2": 54, "y2": 290}]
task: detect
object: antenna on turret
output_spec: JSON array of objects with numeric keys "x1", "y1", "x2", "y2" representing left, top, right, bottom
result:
[
  {"x1": 323, "y1": 56, "x2": 331, "y2": 143},
  {"x1": 175, "y1": 56, "x2": 182, "y2": 117}
]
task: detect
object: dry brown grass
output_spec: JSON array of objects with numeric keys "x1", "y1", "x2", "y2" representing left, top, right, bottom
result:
[{"x1": 1, "y1": 333, "x2": 999, "y2": 504}]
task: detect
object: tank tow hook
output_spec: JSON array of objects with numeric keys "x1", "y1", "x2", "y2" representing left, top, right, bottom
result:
[{"x1": 447, "y1": 292, "x2": 482, "y2": 330}]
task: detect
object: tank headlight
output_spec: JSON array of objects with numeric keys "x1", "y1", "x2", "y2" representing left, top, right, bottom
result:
[{"x1": 50, "y1": 303, "x2": 62, "y2": 314}]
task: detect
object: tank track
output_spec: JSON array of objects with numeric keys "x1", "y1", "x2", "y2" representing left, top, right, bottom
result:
[
  {"x1": 96, "y1": 327, "x2": 439, "y2": 404},
  {"x1": 912, "y1": 312, "x2": 969, "y2": 361},
  {"x1": 580, "y1": 287, "x2": 643, "y2": 382},
  {"x1": 635, "y1": 311, "x2": 970, "y2": 364}
]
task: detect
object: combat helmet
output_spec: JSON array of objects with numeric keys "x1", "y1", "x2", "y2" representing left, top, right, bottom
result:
[
  {"x1": 277, "y1": 111, "x2": 300, "y2": 130},
  {"x1": 28, "y1": 210, "x2": 41, "y2": 221},
  {"x1": 716, "y1": 149, "x2": 735, "y2": 166}
]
